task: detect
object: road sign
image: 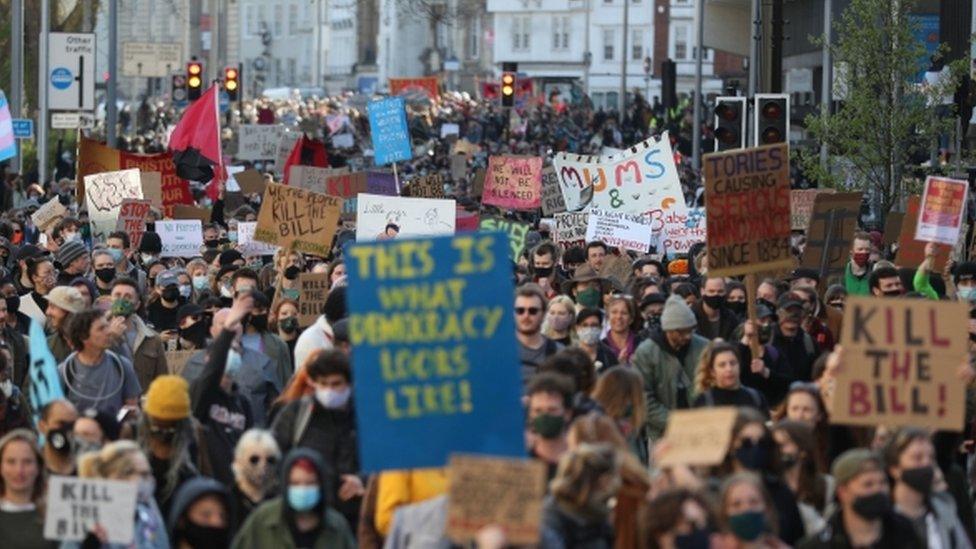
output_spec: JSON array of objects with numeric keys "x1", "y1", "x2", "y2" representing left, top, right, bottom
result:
[
  {"x1": 12, "y1": 119, "x2": 33, "y2": 139},
  {"x1": 122, "y1": 42, "x2": 183, "y2": 78},
  {"x1": 219, "y1": 91, "x2": 230, "y2": 113},
  {"x1": 48, "y1": 33, "x2": 95, "y2": 111},
  {"x1": 51, "y1": 112, "x2": 94, "y2": 130}
]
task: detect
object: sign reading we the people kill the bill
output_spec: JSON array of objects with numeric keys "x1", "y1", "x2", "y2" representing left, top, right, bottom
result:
[
  {"x1": 345, "y1": 233, "x2": 525, "y2": 471},
  {"x1": 832, "y1": 297, "x2": 968, "y2": 431}
]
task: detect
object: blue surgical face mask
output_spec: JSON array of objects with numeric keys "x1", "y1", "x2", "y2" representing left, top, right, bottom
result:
[
  {"x1": 192, "y1": 275, "x2": 209, "y2": 291},
  {"x1": 107, "y1": 248, "x2": 124, "y2": 263},
  {"x1": 958, "y1": 286, "x2": 976, "y2": 302},
  {"x1": 225, "y1": 349, "x2": 242, "y2": 377},
  {"x1": 228, "y1": 231, "x2": 238, "y2": 243},
  {"x1": 287, "y1": 485, "x2": 321, "y2": 511}
]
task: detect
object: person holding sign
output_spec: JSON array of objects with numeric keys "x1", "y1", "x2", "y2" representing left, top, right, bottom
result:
[{"x1": 0, "y1": 429, "x2": 55, "y2": 549}]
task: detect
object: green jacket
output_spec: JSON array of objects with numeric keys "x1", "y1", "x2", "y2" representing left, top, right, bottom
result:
[
  {"x1": 231, "y1": 499, "x2": 356, "y2": 549},
  {"x1": 844, "y1": 262, "x2": 871, "y2": 296},
  {"x1": 632, "y1": 333, "x2": 710, "y2": 440}
]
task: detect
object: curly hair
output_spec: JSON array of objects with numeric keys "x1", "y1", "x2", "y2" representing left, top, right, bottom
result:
[
  {"x1": 694, "y1": 341, "x2": 740, "y2": 394},
  {"x1": 550, "y1": 443, "x2": 620, "y2": 511}
]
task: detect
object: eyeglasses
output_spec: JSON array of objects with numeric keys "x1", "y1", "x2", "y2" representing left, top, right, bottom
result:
[
  {"x1": 789, "y1": 381, "x2": 819, "y2": 392},
  {"x1": 515, "y1": 307, "x2": 541, "y2": 316},
  {"x1": 248, "y1": 454, "x2": 277, "y2": 465},
  {"x1": 148, "y1": 425, "x2": 178, "y2": 437}
]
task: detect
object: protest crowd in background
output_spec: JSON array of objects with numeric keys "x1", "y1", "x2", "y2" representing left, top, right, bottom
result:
[{"x1": 1, "y1": 82, "x2": 976, "y2": 549}]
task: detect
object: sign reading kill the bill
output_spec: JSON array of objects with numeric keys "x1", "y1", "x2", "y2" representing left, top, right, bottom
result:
[
  {"x1": 833, "y1": 297, "x2": 968, "y2": 431},
  {"x1": 703, "y1": 143, "x2": 792, "y2": 277},
  {"x1": 254, "y1": 183, "x2": 343, "y2": 257}
]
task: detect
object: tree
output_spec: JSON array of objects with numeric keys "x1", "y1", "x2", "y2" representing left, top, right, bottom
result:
[{"x1": 802, "y1": 0, "x2": 963, "y2": 220}]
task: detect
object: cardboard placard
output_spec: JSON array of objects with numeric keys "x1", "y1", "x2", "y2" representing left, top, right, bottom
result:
[
  {"x1": 408, "y1": 173, "x2": 445, "y2": 198},
  {"x1": 658, "y1": 207, "x2": 707, "y2": 258},
  {"x1": 31, "y1": 198, "x2": 68, "y2": 231},
  {"x1": 791, "y1": 189, "x2": 835, "y2": 231},
  {"x1": 76, "y1": 137, "x2": 185, "y2": 214},
  {"x1": 345, "y1": 233, "x2": 525, "y2": 470},
  {"x1": 289, "y1": 165, "x2": 343, "y2": 193},
  {"x1": 254, "y1": 183, "x2": 343, "y2": 257},
  {"x1": 704, "y1": 143, "x2": 792, "y2": 277},
  {"x1": 44, "y1": 476, "x2": 138, "y2": 544},
  {"x1": 585, "y1": 209, "x2": 652, "y2": 253},
  {"x1": 799, "y1": 192, "x2": 863, "y2": 280},
  {"x1": 116, "y1": 199, "x2": 152, "y2": 251},
  {"x1": 139, "y1": 171, "x2": 163, "y2": 210},
  {"x1": 157, "y1": 220, "x2": 203, "y2": 258},
  {"x1": 297, "y1": 272, "x2": 329, "y2": 327},
  {"x1": 450, "y1": 154, "x2": 469, "y2": 181},
  {"x1": 540, "y1": 166, "x2": 566, "y2": 216},
  {"x1": 470, "y1": 168, "x2": 486, "y2": 198},
  {"x1": 171, "y1": 204, "x2": 211, "y2": 223},
  {"x1": 368, "y1": 97, "x2": 412, "y2": 166},
  {"x1": 237, "y1": 221, "x2": 279, "y2": 257},
  {"x1": 236, "y1": 124, "x2": 286, "y2": 161},
  {"x1": 552, "y1": 212, "x2": 588, "y2": 251},
  {"x1": 896, "y1": 195, "x2": 951, "y2": 270},
  {"x1": 324, "y1": 171, "x2": 368, "y2": 198},
  {"x1": 656, "y1": 407, "x2": 738, "y2": 467},
  {"x1": 883, "y1": 212, "x2": 905, "y2": 248},
  {"x1": 236, "y1": 169, "x2": 267, "y2": 195},
  {"x1": 915, "y1": 175, "x2": 969, "y2": 246},
  {"x1": 482, "y1": 155, "x2": 543, "y2": 210},
  {"x1": 84, "y1": 168, "x2": 144, "y2": 242},
  {"x1": 453, "y1": 139, "x2": 481, "y2": 156},
  {"x1": 166, "y1": 350, "x2": 197, "y2": 377},
  {"x1": 389, "y1": 76, "x2": 440, "y2": 99},
  {"x1": 354, "y1": 194, "x2": 456, "y2": 242},
  {"x1": 832, "y1": 297, "x2": 967, "y2": 431},
  {"x1": 446, "y1": 455, "x2": 546, "y2": 545},
  {"x1": 479, "y1": 216, "x2": 531, "y2": 260}
]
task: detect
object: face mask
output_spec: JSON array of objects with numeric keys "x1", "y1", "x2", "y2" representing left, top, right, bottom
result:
[
  {"x1": 192, "y1": 275, "x2": 209, "y2": 291},
  {"x1": 95, "y1": 267, "x2": 116, "y2": 284},
  {"x1": 728, "y1": 510, "x2": 766, "y2": 542},
  {"x1": 548, "y1": 315, "x2": 572, "y2": 332},
  {"x1": 675, "y1": 528, "x2": 711, "y2": 549},
  {"x1": 204, "y1": 239, "x2": 218, "y2": 249},
  {"x1": 161, "y1": 286, "x2": 180, "y2": 302},
  {"x1": 284, "y1": 265, "x2": 301, "y2": 280},
  {"x1": 703, "y1": 294, "x2": 724, "y2": 310},
  {"x1": 64, "y1": 232, "x2": 80, "y2": 242},
  {"x1": 280, "y1": 316, "x2": 299, "y2": 334},
  {"x1": 780, "y1": 452, "x2": 800, "y2": 469},
  {"x1": 852, "y1": 251, "x2": 870, "y2": 267},
  {"x1": 106, "y1": 248, "x2": 124, "y2": 263},
  {"x1": 287, "y1": 485, "x2": 321, "y2": 511},
  {"x1": 531, "y1": 413, "x2": 565, "y2": 439},
  {"x1": 5, "y1": 296, "x2": 19, "y2": 315},
  {"x1": 0, "y1": 380, "x2": 12, "y2": 398},
  {"x1": 244, "y1": 462, "x2": 275, "y2": 489},
  {"x1": 47, "y1": 427, "x2": 73, "y2": 456},
  {"x1": 137, "y1": 478, "x2": 156, "y2": 503},
  {"x1": 225, "y1": 349, "x2": 243, "y2": 377},
  {"x1": 315, "y1": 386, "x2": 351, "y2": 409},
  {"x1": 900, "y1": 465, "x2": 934, "y2": 496},
  {"x1": 727, "y1": 301, "x2": 746, "y2": 316},
  {"x1": 577, "y1": 326, "x2": 602, "y2": 345},
  {"x1": 734, "y1": 438, "x2": 771, "y2": 471},
  {"x1": 576, "y1": 287, "x2": 601, "y2": 308},
  {"x1": 180, "y1": 523, "x2": 230, "y2": 549},
  {"x1": 180, "y1": 322, "x2": 208, "y2": 348},
  {"x1": 534, "y1": 266, "x2": 553, "y2": 278},
  {"x1": 851, "y1": 492, "x2": 891, "y2": 520},
  {"x1": 140, "y1": 253, "x2": 157, "y2": 265},
  {"x1": 644, "y1": 314, "x2": 661, "y2": 333},
  {"x1": 959, "y1": 287, "x2": 976, "y2": 302},
  {"x1": 74, "y1": 437, "x2": 101, "y2": 457},
  {"x1": 882, "y1": 289, "x2": 904, "y2": 297},
  {"x1": 249, "y1": 314, "x2": 268, "y2": 332},
  {"x1": 220, "y1": 284, "x2": 234, "y2": 298},
  {"x1": 228, "y1": 231, "x2": 238, "y2": 243},
  {"x1": 179, "y1": 285, "x2": 192, "y2": 299}
]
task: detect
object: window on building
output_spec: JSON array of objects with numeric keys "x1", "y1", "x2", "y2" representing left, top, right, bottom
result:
[
  {"x1": 467, "y1": 15, "x2": 481, "y2": 59},
  {"x1": 631, "y1": 29, "x2": 643, "y2": 60},
  {"x1": 674, "y1": 24, "x2": 688, "y2": 60},
  {"x1": 245, "y1": 6, "x2": 254, "y2": 35},
  {"x1": 513, "y1": 16, "x2": 530, "y2": 51},
  {"x1": 288, "y1": 58, "x2": 297, "y2": 83},
  {"x1": 606, "y1": 91, "x2": 619, "y2": 109},
  {"x1": 553, "y1": 17, "x2": 569, "y2": 50},
  {"x1": 289, "y1": 4, "x2": 299, "y2": 34},
  {"x1": 603, "y1": 28, "x2": 615, "y2": 61},
  {"x1": 274, "y1": 5, "x2": 283, "y2": 35},
  {"x1": 258, "y1": 5, "x2": 267, "y2": 31}
]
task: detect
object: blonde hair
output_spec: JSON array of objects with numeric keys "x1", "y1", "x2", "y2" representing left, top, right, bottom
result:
[
  {"x1": 590, "y1": 366, "x2": 646, "y2": 430},
  {"x1": 694, "y1": 341, "x2": 740, "y2": 393},
  {"x1": 77, "y1": 440, "x2": 145, "y2": 480},
  {"x1": 542, "y1": 295, "x2": 577, "y2": 339}
]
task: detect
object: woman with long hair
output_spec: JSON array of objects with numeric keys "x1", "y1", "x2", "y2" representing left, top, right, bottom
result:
[
  {"x1": 771, "y1": 420, "x2": 830, "y2": 536},
  {"x1": 543, "y1": 295, "x2": 576, "y2": 346},
  {"x1": 591, "y1": 366, "x2": 648, "y2": 464},
  {"x1": 693, "y1": 341, "x2": 768, "y2": 415},
  {"x1": 602, "y1": 295, "x2": 642, "y2": 365},
  {"x1": 715, "y1": 472, "x2": 789, "y2": 549},
  {"x1": 773, "y1": 384, "x2": 831, "y2": 468},
  {"x1": 0, "y1": 429, "x2": 55, "y2": 549},
  {"x1": 269, "y1": 298, "x2": 301, "y2": 358},
  {"x1": 542, "y1": 443, "x2": 621, "y2": 548}
]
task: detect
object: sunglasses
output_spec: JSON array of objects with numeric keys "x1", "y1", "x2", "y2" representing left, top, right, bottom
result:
[
  {"x1": 248, "y1": 454, "x2": 277, "y2": 465},
  {"x1": 515, "y1": 307, "x2": 541, "y2": 316},
  {"x1": 148, "y1": 425, "x2": 178, "y2": 437}
]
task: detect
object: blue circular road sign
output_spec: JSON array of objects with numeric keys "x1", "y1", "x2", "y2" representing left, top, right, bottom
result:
[{"x1": 51, "y1": 67, "x2": 73, "y2": 90}]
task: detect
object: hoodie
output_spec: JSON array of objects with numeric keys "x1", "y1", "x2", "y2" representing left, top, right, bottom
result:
[{"x1": 167, "y1": 477, "x2": 232, "y2": 545}]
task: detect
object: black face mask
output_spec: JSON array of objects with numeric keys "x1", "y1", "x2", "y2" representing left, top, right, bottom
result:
[
  {"x1": 882, "y1": 289, "x2": 904, "y2": 297},
  {"x1": 179, "y1": 322, "x2": 208, "y2": 348},
  {"x1": 204, "y1": 239, "x2": 219, "y2": 249},
  {"x1": 534, "y1": 266, "x2": 553, "y2": 278},
  {"x1": 95, "y1": 268, "x2": 116, "y2": 284},
  {"x1": 644, "y1": 314, "x2": 661, "y2": 333},
  {"x1": 279, "y1": 316, "x2": 299, "y2": 334},
  {"x1": 283, "y1": 265, "x2": 301, "y2": 280},
  {"x1": 727, "y1": 301, "x2": 747, "y2": 316},
  {"x1": 780, "y1": 453, "x2": 800, "y2": 469},
  {"x1": 851, "y1": 492, "x2": 891, "y2": 520},
  {"x1": 734, "y1": 437, "x2": 771, "y2": 471},
  {"x1": 5, "y1": 295, "x2": 19, "y2": 315},
  {"x1": 702, "y1": 294, "x2": 724, "y2": 310},
  {"x1": 180, "y1": 523, "x2": 230, "y2": 549},
  {"x1": 161, "y1": 286, "x2": 180, "y2": 302},
  {"x1": 675, "y1": 528, "x2": 711, "y2": 549},
  {"x1": 900, "y1": 465, "x2": 934, "y2": 496},
  {"x1": 249, "y1": 314, "x2": 268, "y2": 332}
]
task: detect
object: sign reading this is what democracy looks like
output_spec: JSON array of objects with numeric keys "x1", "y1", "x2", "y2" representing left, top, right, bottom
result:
[{"x1": 345, "y1": 233, "x2": 525, "y2": 471}]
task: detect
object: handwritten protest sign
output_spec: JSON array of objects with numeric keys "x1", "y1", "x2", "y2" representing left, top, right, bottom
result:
[
  {"x1": 116, "y1": 199, "x2": 152, "y2": 250},
  {"x1": 552, "y1": 132, "x2": 685, "y2": 217},
  {"x1": 289, "y1": 165, "x2": 334, "y2": 192},
  {"x1": 355, "y1": 194, "x2": 456, "y2": 241},
  {"x1": 298, "y1": 273, "x2": 329, "y2": 327},
  {"x1": 31, "y1": 198, "x2": 67, "y2": 231},
  {"x1": 44, "y1": 476, "x2": 137, "y2": 544},
  {"x1": 540, "y1": 167, "x2": 566, "y2": 216},
  {"x1": 255, "y1": 183, "x2": 343, "y2": 256},
  {"x1": 833, "y1": 297, "x2": 967, "y2": 431},
  {"x1": 482, "y1": 156, "x2": 543, "y2": 210},
  {"x1": 345, "y1": 233, "x2": 524, "y2": 470},
  {"x1": 704, "y1": 143, "x2": 792, "y2": 277},
  {"x1": 368, "y1": 97, "x2": 412, "y2": 166},
  {"x1": 915, "y1": 175, "x2": 969, "y2": 246},
  {"x1": 157, "y1": 220, "x2": 203, "y2": 257},
  {"x1": 408, "y1": 173, "x2": 445, "y2": 198},
  {"x1": 171, "y1": 204, "x2": 211, "y2": 223},
  {"x1": 552, "y1": 212, "x2": 588, "y2": 251},
  {"x1": 800, "y1": 192, "x2": 864, "y2": 279},
  {"x1": 658, "y1": 207, "x2": 707, "y2": 258},
  {"x1": 585, "y1": 209, "x2": 652, "y2": 253},
  {"x1": 84, "y1": 168, "x2": 143, "y2": 242},
  {"x1": 657, "y1": 408, "x2": 738, "y2": 467},
  {"x1": 446, "y1": 455, "x2": 546, "y2": 545},
  {"x1": 236, "y1": 124, "x2": 286, "y2": 160},
  {"x1": 791, "y1": 189, "x2": 835, "y2": 231},
  {"x1": 237, "y1": 221, "x2": 280, "y2": 256},
  {"x1": 479, "y1": 216, "x2": 531, "y2": 260},
  {"x1": 236, "y1": 169, "x2": 267, "y2": 195},
  {"x1": 165, "y1": 350, "x2": 197, "y2": 377}
]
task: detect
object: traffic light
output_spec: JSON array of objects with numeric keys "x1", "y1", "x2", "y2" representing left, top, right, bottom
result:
[
  {"x1": 224, "y1": 65, "x2": 240, "y2": 101},
  {"x1": 171, "y1": 74, "x2": 187, "y2": 103},
  {"x1": 753, "y1": 93, "x2": 790, "y2": 146},
  {"x1": 661, "y1": 59, "x2": 677, "y2": 113},
  {"x1": 186, "y1": 60, "x2": 204, "y2": 101},
  {"x1": 501, "y1": 71, "x2": 516, "y2": 107},
  {"x1": 713, "y1": 96, "x2": 747, "y2": 152}
]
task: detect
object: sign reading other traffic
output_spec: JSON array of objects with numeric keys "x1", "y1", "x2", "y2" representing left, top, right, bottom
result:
[{"x1": 48, "y1": 33, "x2": 96, "y2": 111}]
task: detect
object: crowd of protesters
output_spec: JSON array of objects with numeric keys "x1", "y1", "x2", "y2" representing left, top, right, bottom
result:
[{"x1": 0, "y1": 87, "x2": 973, "y2": 549}]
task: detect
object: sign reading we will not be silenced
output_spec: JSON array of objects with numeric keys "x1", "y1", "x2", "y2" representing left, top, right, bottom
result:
[
  {"x1": 254, "y1": 183, "x2": 343, "y2": 257},
  {"x1": 482, "y1": 155, "x2": 543, "y2": 210},
  {"x1": 345, "y1": 233, "x2": 525, "y2": 471},
  {"x1": 704, "y1": 143, "x2": 793, "y2": 277},
  {"x1": 833, "y1": 297, "x2": 968, "y2": 431}
]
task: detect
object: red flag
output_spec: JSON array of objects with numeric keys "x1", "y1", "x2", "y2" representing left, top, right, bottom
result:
[
  {"x1": 168, "y1": 84, "x2": 223, "y2": 198},
  {"x1": 282, "y1": 135, "x2": 330, "y2": 185}
]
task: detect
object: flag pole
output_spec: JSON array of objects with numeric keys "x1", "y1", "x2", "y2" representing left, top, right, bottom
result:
[{"x1": 392, "y1": 161, "x2": 400, "y2": 194}]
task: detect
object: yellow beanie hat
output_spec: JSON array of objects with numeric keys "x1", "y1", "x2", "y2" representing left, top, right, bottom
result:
[{"x1": 143, "y1": 375, "x2": 191, "y2": 421}]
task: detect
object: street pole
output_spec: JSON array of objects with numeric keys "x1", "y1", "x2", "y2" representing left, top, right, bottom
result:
[
  {"x1": 583, "y1": 0, "x2": 591, "y2": 96},
  {"x1": 107, "y1": 0, "x2": 118, "y2": 147},
  {"x1": 10, "y1": 0, "x2": 23, "y2": 173},
  {"x1": 819, "y1": 0, "x2": 832, "y2": 169},
  {"x1": 747, "y1": 0, "x2": 760, "y2": 145},
  {"x1": 619, "y1": 0, "x2": 629, "y2": 122},
  {"x1": 38, "y1": 0, "x2": 49, "y2": 185},
  {"x1": 692, "y1": 0, "x2": 705, "y2": 171},
  {"x1": 209, "y1": 0, "x2": 220, "y2": 84}
]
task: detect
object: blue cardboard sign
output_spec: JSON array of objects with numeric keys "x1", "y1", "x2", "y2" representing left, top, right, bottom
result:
[
  {"x1": 366, "y1": 171, "x2": 398, "y2": 196},
  {"x1": 367, "y1": 97, "x2": 412, "y2": 166},
  {"x1": 12, "y1": 119, "x2": 34, "y2": 139},
  {"x1": 346, "y1": 233, "x2": 525, "y2": 471}
]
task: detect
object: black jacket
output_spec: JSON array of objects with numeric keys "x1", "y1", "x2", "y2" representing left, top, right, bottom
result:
[
  {"x1": 692, "y1": 301, "x2": 741, "y2": 341},
  {"x1": 770, "y1": 326, "x2": 820, "y2": 382},
  {"x1": 797, "y1": 509, "x2": 924, "y2": 549}
]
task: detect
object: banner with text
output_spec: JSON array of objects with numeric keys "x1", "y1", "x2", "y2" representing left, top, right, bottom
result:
[
  {"x1": 255, "y1": 183, "x2": 343, "y2": 257},
  {"x1": 658, "y1": 207, "x2": 707, "y2": 258},
  {"x1": 236, "y1": 125, "x2": 287, "y2": 161},
  {"x1": 915, "y1": 175, "x2": 969, "y2": 246},
  {"x1": 157, "y1": 220, "x2": 203, "y2": 257},
  {"x1": 368, "y1": 97, "x2": 413, "y2": 166},
  {"x1": 44, "y1": 476, "x2": 137, "y2": 544},
  {"x1": 552, "y1": 212, "x2": 588, "y2": 251},
  {"x1": 84, "y1": 168, "x2": 143, "y2": 242},
  {"x1": 482, "y1": 155, "x2": 543, "y2": 210},
  {"x1": 479, "y1": 216, "x2": 531, "y2": 260},
  {"x1": 585, "y1": 209, "x2": 652, "y2": 253},
  {"x1": 355, "y1": 194, "x2": 456, "y2": 242}
]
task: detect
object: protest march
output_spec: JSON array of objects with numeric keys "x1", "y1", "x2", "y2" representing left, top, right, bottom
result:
[{"x1": 3, "y1": 11, "x2": 976, "y2": 547}]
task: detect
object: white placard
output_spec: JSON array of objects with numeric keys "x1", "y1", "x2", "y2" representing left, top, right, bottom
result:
[
  {"x1": 915, "y1": 175, "x2": 970, "y2": 247},
  {"x1": 51, "y1": 112, "x2": 95, "y2": 129},
  {"x1": 237, "y1": 221, "x2": 280, "y2": 256},
  {"x1": 237, "y1": 125, "x2": 287, "y2": 161},
  {"x1": 331, "y1": 133, "x2": 355, "y2": 149},
  {"x1": 355, "y1": 193, "x2": 456, "y2": 241},
  {"x1": 274, "y1": 130, "x2": 300, "y2": 177},
  {"x1": 48, "y1": 33, "x2": 96, "y2": 111},
  {"x1": 121, "y1": 42, "x2": 183, "y2": 77},
  {"x1": 440, "y1": 123, "x2": 460, "y2": 138},
  {"x1": 585, "y1": 208, "x2": 653, "y2": 253},
  {"x1": 225, "y1": 165, "x2": 245, "y2": 192},
  {"x1": 44, "y1": 476, "x2": 137, "y2": 545},
  {"x1": 84, "y1": 168, "x2": 143, "y2": 242},
  {"x1": 157, "y1": 219, "x2": 203, "y2": 257}
]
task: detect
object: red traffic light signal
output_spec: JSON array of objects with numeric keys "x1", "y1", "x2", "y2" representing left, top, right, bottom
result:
[
  {"x1": 712, "y1": 96, "x2": 746, "y2": 152},
  {"x1": 754, "y1": 94, "x2": 789, "y2": 146}
]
